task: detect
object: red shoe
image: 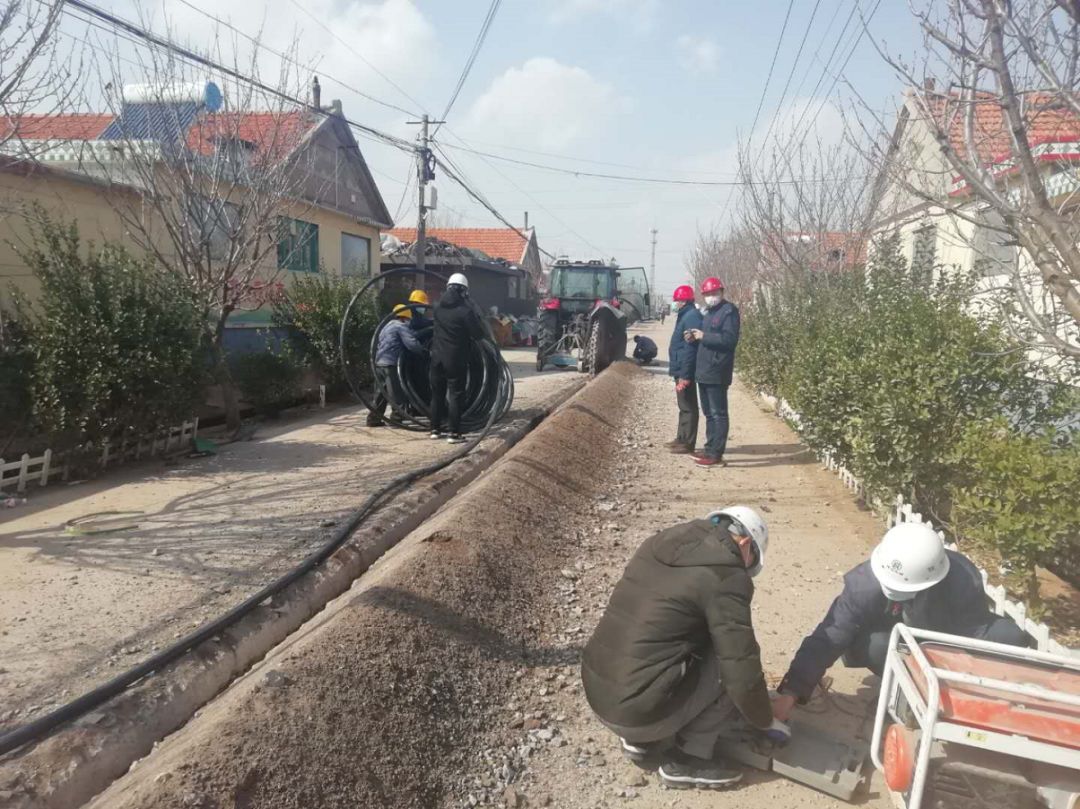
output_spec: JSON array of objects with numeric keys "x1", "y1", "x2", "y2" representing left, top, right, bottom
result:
[
  {"x1": 690, "y1": 450, "x2": 707, "y2": 460},
  {"x1": 695, "y1": 455, "x2": 725, "y2": 467}
]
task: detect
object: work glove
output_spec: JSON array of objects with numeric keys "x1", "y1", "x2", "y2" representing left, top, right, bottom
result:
[{"x1": 764, "y1": 718, "x2": 791, "y2": 746}]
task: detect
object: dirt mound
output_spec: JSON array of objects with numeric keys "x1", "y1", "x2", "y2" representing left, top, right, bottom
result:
[{"x1": 89, "y1": 363, "x2": 640, "y2": 809}]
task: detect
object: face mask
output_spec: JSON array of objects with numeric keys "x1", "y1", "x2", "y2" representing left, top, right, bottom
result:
[
  {"x1": 880, "y1": 583, "x2": 917, "y2": 602},
  {"x1": 704, "y1": 295, "x2": 721, "y2": 307}
]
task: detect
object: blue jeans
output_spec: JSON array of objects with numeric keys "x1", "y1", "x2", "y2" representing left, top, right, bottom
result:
[{"x1": 698, "y1": 383, "x2": 730, "y2": 460}]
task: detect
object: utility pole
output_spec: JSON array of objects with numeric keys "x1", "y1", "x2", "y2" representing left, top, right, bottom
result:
[
  {"x1": 649, "y1": 228, "x2": 658, "y2": 316},
  {"x1": 406, "y1": 114, "x2": 444, "y2": 271}
]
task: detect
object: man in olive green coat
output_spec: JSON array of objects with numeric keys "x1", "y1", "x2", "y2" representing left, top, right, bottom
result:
[{"x1": 581, "y1": 506, "x2": 773, "y2": 790}]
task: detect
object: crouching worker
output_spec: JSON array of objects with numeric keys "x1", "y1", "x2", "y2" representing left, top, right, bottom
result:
[
  {"x1": 772, "y1": 523, "x2": 1028, "y2": 722},
  {"x1": 632, "y1": 334, "x2": 658, "y2": 365},
  {"x1": 582, "y1": 507, "x2": 776, "y2": 790},
  {"x1": 366, "y1": 304, "x2": 428, "y2": 427}
]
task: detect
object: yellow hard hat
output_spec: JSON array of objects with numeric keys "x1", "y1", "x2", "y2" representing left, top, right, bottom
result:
[
  {"x1": 392, "y1": 303, "x2": 412, "y2": 319},
  {"x1": 408, "y1": 289, "x2": 430, "y2": 306}
]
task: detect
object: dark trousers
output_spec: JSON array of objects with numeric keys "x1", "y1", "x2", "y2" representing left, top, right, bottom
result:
[
  {"x1": 845, "y1": 616, "x2": 1028, "y2": 676},
  {"x1": 698, "y1": 383, "x2": 730, "y2": 460},
  {"x1": 675, "y1": 383, "x2": 699, "y2": 449},
  {"x1": 429, "y1": 360, "x2": 466, "y2": 434},
  {"x1": 369, "y1": 365, "x2": 406, "y2": 422}
]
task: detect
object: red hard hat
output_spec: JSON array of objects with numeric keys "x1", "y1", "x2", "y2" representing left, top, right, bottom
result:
[
  {"x1": 701, "y1": 277, "x2": 725, "y2": 294},
  {"x1": 672, "y1": 284, "x2": 694, "y2": 302}
]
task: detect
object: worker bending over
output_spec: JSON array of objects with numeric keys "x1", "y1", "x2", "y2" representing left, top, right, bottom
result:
[
  {"x1": 582, "y1": 507, "x2": 784, "y2": 790},
  {"x1": 632, "y1": 334, "x2": 658, "y2": 365},
  {"x1": 408, "y1": 289, "x2": 433, "y2": 338},
  {"x1": 429, "y1": 273, "x2": 485, "y2": 444},
  {"x1": 772, "y1": 522, "x2": 1027, "y2": 722},
  {"x1": 367, "y1": 304, "x2": 427, "y2": 427}
]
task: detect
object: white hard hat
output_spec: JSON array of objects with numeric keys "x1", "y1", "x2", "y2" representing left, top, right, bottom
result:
[
  {"x1": 871, "y1": 523, "x2": 950, "y2": 593},
  {"x1": 448, "y1": 272, "x2": 469, "y2": 289},
  {"x1": 707, "y1": 505, "x2": 768, "y2": 578}
]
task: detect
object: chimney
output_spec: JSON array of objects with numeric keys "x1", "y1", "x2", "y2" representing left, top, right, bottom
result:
[
  {"x1": 312, "y1": 76, "x2": 322, "y2": 109},
  {"x1": 923, "y1": 77, "x2": 936, "y2": 92},
  {"x1": 524, "y1": 211, "x2": 529, "y2": 230}
]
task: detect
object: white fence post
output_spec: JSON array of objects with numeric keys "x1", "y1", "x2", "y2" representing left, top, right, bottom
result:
[
  {"x1": 17, "y1": 454, "x2": 29, "y2": 492},
  {"x1": 40, "y1": 449, "x2": 51, "y2": 487}
]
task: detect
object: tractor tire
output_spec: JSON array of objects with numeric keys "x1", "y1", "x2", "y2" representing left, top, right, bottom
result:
[
  {"x1": 536, "y1": 309, "x2": 560, "y2": 371},
  {"x1": 584, "y1": 316, "x2": 603, "y2": 375}
]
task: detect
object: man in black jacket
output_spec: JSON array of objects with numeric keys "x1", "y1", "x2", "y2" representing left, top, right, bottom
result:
[
  {"x1": 632, "y1": 334, "x2": 658, "y2": 365},
  {"x1": 666, "y1": 284, "x2": 703, "y2": 454},
  {"x1": 685, "y1": 277, "x2": 740, "y2": 467},
  {"x1": 582, "y1": 506, "x2": 776, "y2": 790},
  {"x1": 772, "y1": 522, "x2": 1027, "y2": 723},
  {"x1": 429, "y1": 273, "x2": 486, "y2": 444}
]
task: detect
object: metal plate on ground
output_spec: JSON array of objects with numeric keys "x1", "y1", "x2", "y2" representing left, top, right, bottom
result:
[
  {"x1": 714, "y1": 724, "x2": 774, "y2": 772},
  {"x1": 771, "y1": 719, "x2": 869, "y2": 801}
]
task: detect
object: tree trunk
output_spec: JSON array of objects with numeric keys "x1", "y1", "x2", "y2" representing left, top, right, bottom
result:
[{"x1": 209, "y1": 313, "x2": 241, "y2": 432}]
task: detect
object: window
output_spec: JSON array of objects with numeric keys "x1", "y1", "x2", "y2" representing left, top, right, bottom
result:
[
  {"x1": 341, "y1": 233, "x2": 371, "y2": 277},
  {"x1": 971, "y1": 208, "x2": 1017, "y2": 277},
  {"x1": 911, "y1": 223, "x2": 937, "y2": 285},
  {"x1": 277, "y1": 218, "x2": 319, "y2": 273}
]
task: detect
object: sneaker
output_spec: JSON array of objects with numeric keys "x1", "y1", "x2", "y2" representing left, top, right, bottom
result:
[
  {"x1": 664, "y1": 439, "x2": 684, "y2": 449},
  {"x1": 446, "y1": 433, "x2": 466, "y2": 444},
  {"x1": 366, "y1": 418, "x2": 385, "y2": 427},
  {"x1": 429, "y1": 431, "x2": 443, "y2": 440},
  {"x1": 669, "y1": 444, "x2": 692, "y2": 455},
  {"x1": 620, "y1": 738, "x2": 650, "y2": 763},
  {"x1": 695, "y1": 455, "x2": 725, "y2": 467},
  {"x1": 658, "y1": 753, "x2": 742, "y2": 790}
]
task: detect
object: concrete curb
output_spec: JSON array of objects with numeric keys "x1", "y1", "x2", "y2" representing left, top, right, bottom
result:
[{"x1": 0, "y1": 380, "x2": 585, "y2": 809}]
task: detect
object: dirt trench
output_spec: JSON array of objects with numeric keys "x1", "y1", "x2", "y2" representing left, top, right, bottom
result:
[{"x1": 86, "y1": 362, "x2": 642, "y2": 809}]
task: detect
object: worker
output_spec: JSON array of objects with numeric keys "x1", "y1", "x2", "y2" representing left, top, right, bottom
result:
[
  {"x1": 659, "y1": 308, "x2": 667, "y2": 325},
  {"x1": 772, "y1": 523, "x2": 1028, "y2": 723},
  {"x1": 408, "y1": 289, "x2": 433, "y2": 339},
  {"x1": 666, "y1": 284, "x2": 703, "y2": 455},
  {"x1": 684, "y1": 277, "x2": 739, "y2": 467},
  {"x1": 366, "y1": 304, "x2": 428, "y2": 427},
  {"x1": 582, "y1": 506, "x2": 786, "y2": 790},
  {"x1": 632, "y1": 334, "x2": 658, "y2": 365},
  {"x1": 429, "y1": 273, "x2": 485, "y2": 444}
]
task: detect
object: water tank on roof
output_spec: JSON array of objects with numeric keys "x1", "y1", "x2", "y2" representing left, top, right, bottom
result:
[{"x1": 121, "y1": 81, "x2": 223, "y2": 111}]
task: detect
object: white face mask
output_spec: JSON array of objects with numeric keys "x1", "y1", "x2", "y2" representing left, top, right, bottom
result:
[
  {"x1": 880, "y1": 583, "x2": 917, "y2": 602},
  {"x1": 704, "y1": 295, "x2": 721, "y2": 307}
]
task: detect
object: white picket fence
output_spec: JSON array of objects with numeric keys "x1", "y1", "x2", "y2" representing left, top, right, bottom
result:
[
  {"x1": 0, "y1": 418, "x2": 199, "y2": 494},
  {"x1": 759, "y1": 391, "x2": 1076, "y2": 658}
]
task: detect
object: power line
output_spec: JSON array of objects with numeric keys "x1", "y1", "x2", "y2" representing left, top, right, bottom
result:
[
  {"x1": 746, "y1": 0, "x2": 797, "y2": 144},
  {"x1": 172, "y1": 0, "x2": 420, "y2": 117},
  {"x1": 437, "y1": 0, "x2": 501, "y2": 127}
]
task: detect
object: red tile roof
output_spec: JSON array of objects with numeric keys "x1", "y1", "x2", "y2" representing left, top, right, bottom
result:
[
  {"x1": 185, "y1": 111, "x2": 313, "y2": 161},
  {"x1": 388, "y1": 227, "x2": 531, "y2": 264},
  {"x1": 762, "y1": 231, "x2": 867, "y2": 272},
  {"x1": 924, "y1": 91, "x2": 1080, "y2": 165},
  {"x1": 0, "y1": 113, "x2": 114, "y2": 141}
]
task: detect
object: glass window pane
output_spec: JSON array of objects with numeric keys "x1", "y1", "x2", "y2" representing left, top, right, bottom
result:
[{"x1": 341, "y1": 233, "x2": 371, "y2": 277}]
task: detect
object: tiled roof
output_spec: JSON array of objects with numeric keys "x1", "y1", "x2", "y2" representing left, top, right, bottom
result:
[
  {"x1": 0, "y1": 113, "x2": 114, "y2": 141},
  {"x1": 924, "y1": 91, "x2": 1080, "y2": 165},
  {"x1": 763, "y1": 231, "x2": 867, "y2": 271},
  {"x1": 389, "y1": 227, "x2": 532, "y2": 264}
]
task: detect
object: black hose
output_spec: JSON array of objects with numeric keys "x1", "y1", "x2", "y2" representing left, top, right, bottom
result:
[
  {"x1": 341, "y1": 266, "x2": 514, "y2": 433},
  {"x1": 0, "y1": 270, "x2": 515, "y2": 758}
]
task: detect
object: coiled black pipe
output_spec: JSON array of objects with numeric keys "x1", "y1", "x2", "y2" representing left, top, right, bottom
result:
[
  {"x1": 0, "y1": 270, "x2": 515, "y2": 758},
  {"x1": 340, "y1": 266, "x2": 514, "y2": 432}
]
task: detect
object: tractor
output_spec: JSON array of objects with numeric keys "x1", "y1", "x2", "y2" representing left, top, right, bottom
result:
[{"x1": 535, "y1": 259, "x2": 649, "y2": 375}]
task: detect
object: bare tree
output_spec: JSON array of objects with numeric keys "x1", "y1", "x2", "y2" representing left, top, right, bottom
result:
[
  {"x1": 873, "y1": 0, "x2": 1080, "y2": 360},
  {"x1": 76, "y1": 33, "x2": 327, "y2": 430},
  {"x1": 683, "y1": 225, "x2": 761, "y2": 308}
]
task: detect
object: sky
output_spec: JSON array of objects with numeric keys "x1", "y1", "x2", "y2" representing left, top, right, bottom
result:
[{"x1": 74, "y1": 0, "x2": 928, "y2": 297}]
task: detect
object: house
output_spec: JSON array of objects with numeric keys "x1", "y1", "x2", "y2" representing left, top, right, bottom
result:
[
  {"x1": 0, "y1": 81, "x2": 393, "y2": 342},
  {"x1": 383, "y1": 226, "x2": 542, "y2": 316},
  {"x1": 868, "y1": 86, "x2": 1080, "y2": 375},
  {"x1": 759, "y1": 231, "x2": 867, "y2": 276}
]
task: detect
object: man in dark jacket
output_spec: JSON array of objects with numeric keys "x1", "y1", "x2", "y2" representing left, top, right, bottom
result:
[
  {"x1": 666, "y1": 284, "x2": 703, "y2": 454},
  {"x1": 582, "y1": 506, "x2": 776, "y2": 789},
  {"x1": 429, "y1": 273, "x2": 486, "y2": 444},
  {"x1": 632, "y1": 334, "x2": 658, "y2": 365},
  {"x1": 772, "y1": 522, "x2": 1026, "y2": 723},
  {"x1": 685, "y1": 277, "x2": 739, "y2": 467}
]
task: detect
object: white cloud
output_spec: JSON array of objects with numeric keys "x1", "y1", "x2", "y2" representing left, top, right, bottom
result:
[
  {"x1": 460, "y1": 57, "x2": 631, "y2": 152},
  {"x1": 676, "y1": 35, "x2": 721, "y2": 74},
  {"x1": 547, "y1": 0, "x2": 658, "y2": 29}
]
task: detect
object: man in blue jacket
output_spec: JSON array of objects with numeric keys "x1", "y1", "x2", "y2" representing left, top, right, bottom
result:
[
  {"x1": 666, "y1": 284, "x2": 703, "y2": 455},
  {"x1": 366, "y1": 304, "x2": 428, "y2": 427},
  {"x1": 685, "y1": 277, "x2": 740, "y2": 466},
  {"x1": 771, "y1": 522, "x2": 1027, "y2": 723}
]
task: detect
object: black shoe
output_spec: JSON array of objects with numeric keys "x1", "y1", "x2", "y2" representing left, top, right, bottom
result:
[
  {"x1": 366, "y1": 418, "x2": 385, "y2": 427},
  {"x1": 446, "y1": 433, "x2": 466, "y2": 445},
  {"x1": 658, "y1": 752, "x2": 742, "y2": 790}
]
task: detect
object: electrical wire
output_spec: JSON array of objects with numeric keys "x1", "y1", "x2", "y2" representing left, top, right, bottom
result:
[
  {"x1": 746, "y1": 0, "x2": 797, "y2": 146},
  {"x1": 436, "y1": 0, "x2": 501, "y2": 128}
]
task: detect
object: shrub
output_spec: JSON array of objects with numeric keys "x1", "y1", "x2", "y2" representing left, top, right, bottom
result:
[
  {"x1": 232, "y1": 350, "x2": 302, "y2": 417},
  {"x1": 0, "y1": 313, "x2": 34, "y2": 438},
  {"x1": 15, "y1": 215, "x2": 205, "y2": 446},
  {"x1": 952, "y1": 419, "x2": 1080, "y2": 594},
  {"x1": 272, "y1": 274, "x2": 381, "y2": 393}
]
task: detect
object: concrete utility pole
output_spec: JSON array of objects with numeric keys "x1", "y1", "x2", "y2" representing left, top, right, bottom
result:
[
  {"x1": 649, "y1": 228, "x2": 658, "y2": 315},
  {"x1": 406, "y1": 114, "x2": 444, "y2": 272}
]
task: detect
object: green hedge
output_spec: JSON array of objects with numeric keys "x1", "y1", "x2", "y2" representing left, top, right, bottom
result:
[
  {"x1": 739, "y1": 234, "x2": 1077, "y2": 586},
  {"x1": 12, "y1": 214, "x2": 205, "y2": 447}
]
